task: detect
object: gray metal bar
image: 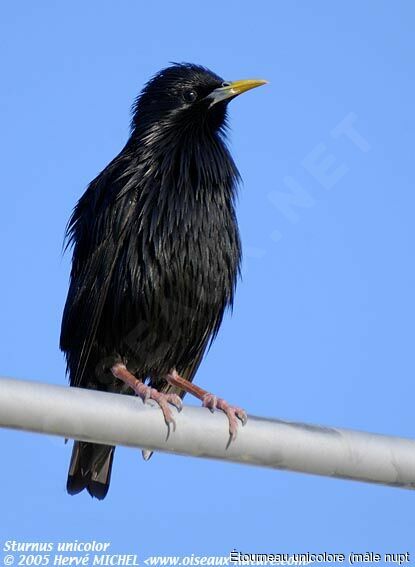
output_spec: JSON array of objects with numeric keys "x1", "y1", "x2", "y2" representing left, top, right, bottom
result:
[{"x1": 0, "y1": 376, "x2": 414, "y2": 489}]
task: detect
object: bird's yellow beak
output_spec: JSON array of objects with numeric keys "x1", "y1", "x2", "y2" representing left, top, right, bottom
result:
[{"x1": 208, "y1": 79, "x2": 268, "y2": 107}]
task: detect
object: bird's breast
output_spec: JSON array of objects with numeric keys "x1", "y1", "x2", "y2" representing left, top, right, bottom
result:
[{"x1": 124, "y1": 188, "x2": 241, "y2": 323}]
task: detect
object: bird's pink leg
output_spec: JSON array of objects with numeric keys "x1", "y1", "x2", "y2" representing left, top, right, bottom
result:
[
  {"x1": 111, "y1": 364, "x2": 182, "y2": 434},
  {"x1": 165, "y1": 369, "x2": 247, "y2": 441}
]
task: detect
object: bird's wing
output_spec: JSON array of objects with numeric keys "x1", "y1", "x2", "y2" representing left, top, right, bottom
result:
[
  {"x1": 63, "y1": 215, "x2": 134, "y2": 388},
  {"x1": 77, "y1": 228, "x2": 132, "y2": 388},
  {"x1": 61, "y1": 156, "x2": 139, "y2": 388}
]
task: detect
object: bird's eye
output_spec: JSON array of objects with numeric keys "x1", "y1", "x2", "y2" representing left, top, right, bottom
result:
[
  {"x1": 183, "y1": 90, "x2": 197, "y2": 103},
  {"x1": 221, "y1": 81, "x2": 231, "y2": 88}
]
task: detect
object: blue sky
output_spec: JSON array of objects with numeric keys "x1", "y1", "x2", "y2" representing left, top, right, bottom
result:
[{"x1": 1, "y1": 0, "x2": 414, "y2": 559}]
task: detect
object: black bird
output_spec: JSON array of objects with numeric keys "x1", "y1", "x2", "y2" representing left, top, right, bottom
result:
[{"x1": 61, "y1": 63, "x2": 266, "y2": 499}]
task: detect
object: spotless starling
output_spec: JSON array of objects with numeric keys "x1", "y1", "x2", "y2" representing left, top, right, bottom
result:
[{"x1": 60, "y1": 63, "x2": 267, "y2": 499}]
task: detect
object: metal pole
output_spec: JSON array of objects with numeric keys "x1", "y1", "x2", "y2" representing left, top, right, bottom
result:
[{"x1": 0, "y1": 376, "x2": 414, "y2": 489}]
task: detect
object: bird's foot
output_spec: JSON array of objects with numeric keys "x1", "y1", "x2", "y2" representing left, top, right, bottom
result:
[
  {"x1": 136, "y1": 383, "x2": 182, "y2": 433},
  {"x1": 111, "y1": 364, "x2": 182, "y2": 435},
  {"x1": 165, "y1": 369, "x2": 247, "y2": 442},
  {"x1": 202, "y1": 394, "x2": 247, "y2": 441}
]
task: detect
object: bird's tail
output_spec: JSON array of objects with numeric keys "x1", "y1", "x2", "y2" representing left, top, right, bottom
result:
[{"x1": 66, "y1": 441, "x2": 115, "y2": 500}]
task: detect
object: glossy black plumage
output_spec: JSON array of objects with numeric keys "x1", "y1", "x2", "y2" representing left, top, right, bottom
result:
[{"x1": 61, "y1": 63, "x2": 256, "y2": 499}]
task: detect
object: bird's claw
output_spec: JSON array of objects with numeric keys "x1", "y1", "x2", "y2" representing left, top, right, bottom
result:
[
  {"x1": 142, "y1": 449, "x2": 153, "y2": 461},
  {"x1": 202, "y1": 393, "x2": 217, "y2": 413},
  {"x1": 132, "y1": 382, "x2": 180, "y2": 433},
  {"x1": 165, "y1": 417, "x2": 175, "y2": 439},
  {"x1": 237, "y1": 408, "x2": 248, "y2": 426},
  {"x1": 168, "y1": 393, "x2": 183, "y2": 412},
  {"x1": 202, "y1": 393, "x2": 247, "y2": 441}
]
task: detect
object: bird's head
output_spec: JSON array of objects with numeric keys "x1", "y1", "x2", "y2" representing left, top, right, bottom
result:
[{"x1": 131, "y1": 63, "x2": 267, "y2": 137}]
